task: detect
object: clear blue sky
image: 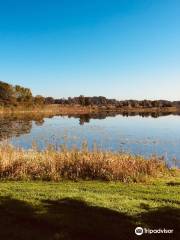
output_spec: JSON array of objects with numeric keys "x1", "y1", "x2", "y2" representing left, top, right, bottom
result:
[{"x1": 0, "y1": 0, "x2": 180, "y2": 100}]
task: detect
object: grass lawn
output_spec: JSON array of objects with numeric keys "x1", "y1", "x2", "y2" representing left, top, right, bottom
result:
[{"x1": 0, "y1": 177, "x2": 179, "y2": 240}]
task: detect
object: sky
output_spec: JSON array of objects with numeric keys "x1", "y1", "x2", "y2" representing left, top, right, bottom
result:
[{"x1": 0, "y1": 0, "x2": 180, "y2": 100}]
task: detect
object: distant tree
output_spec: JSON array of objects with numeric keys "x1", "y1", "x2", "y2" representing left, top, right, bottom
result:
[
  {"x1": 78, "y1": 95, "x2": 86, "y2": 106},
  {"x1": 0, "y1": 80, "x2": 177, "y2": 110},
  {"x1": 14, "y1": 85, "x2": 33, "y2": 104},
  {"x1": 0, "y1": 81, "x2": 16, "y2": 104},
  {"x1": 34, "y1": 95, "x2": 45, "y2": 105},
  {"x1": 152, "y1": 101, "x2": 160, "y2": 108},
  {"x1": 45, "y1": 97, "x2": 55, "y2": 104}
]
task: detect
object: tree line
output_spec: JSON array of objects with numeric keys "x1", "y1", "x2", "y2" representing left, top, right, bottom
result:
[
  {"x1": 0, "y1": 80, "x2": 179, "y2": 108},
  {"x1": 53, "y1": 96, "x2": 179, "y2": 108},
  {"x1": 0, "y1": 81, "x2": 45, "y2": 106}
]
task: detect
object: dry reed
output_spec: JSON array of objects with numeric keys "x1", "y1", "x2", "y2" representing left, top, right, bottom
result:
[{"x1": 0, "y1": 144, "x2": 169, "y2": 182}]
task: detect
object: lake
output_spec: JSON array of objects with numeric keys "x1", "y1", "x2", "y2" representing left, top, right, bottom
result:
[{"x1": 0, "y1": 113, "x2": 180, "y2": 167}]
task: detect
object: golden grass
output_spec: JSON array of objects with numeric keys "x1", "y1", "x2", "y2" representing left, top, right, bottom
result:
[
  {"x1": 0, "y1": 104, "x2": 179, "y2": 115},
  {"x1": 0, "y1": 143, "x2": 170, "y2": 182},
  {"x1": 0, "y1": 104, "x2": 94, "y2": 115}
]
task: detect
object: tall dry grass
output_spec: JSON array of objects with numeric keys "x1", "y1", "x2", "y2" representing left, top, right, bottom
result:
[{"x1": 0, "y1": 144, "x2": 169, "y2": 182}]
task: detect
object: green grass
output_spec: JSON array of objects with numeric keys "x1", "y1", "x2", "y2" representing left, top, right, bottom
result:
[{"x1": 0, "y1": 177, "x2": 180, "y2": 239}]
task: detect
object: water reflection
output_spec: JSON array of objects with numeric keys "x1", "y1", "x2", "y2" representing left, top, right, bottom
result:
[
  {"x1": 0, "y1": 116, "x2": 31, "y2": 141},
  {"x1": 69, "y1": 112, "x2": 180, "y2": 125},
  {"x1": 0, "y1": 112, "x2": 180, "y2": 167},
  {"x1": 0, "y1": 112, "x2": 180, "y2": 140},
  {"x1": 0, "y1": 114, "x2": 48, "y2": 141}
]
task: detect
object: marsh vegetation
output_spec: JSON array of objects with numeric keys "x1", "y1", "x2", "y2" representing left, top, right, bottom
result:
[{"x1": 0, "y1": 143, "x2": 171, "y2": 182}]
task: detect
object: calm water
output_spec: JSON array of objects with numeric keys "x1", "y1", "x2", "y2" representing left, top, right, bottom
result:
[{"x1": 0, "y1": 113, "x2": 180, "y2": 167}]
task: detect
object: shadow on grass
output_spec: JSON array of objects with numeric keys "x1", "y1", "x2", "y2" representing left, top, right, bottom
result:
[
  {"x1": 0, "y1": 197, "x2": 179, "y2": 240},
  {"x1": 166, "y1": 182, "x2": 180, "y2": 186}
]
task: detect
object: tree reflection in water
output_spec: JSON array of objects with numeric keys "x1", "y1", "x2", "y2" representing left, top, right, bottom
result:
[{"x1": 0, "y1": 111, "x2": 179, "y2": 140}]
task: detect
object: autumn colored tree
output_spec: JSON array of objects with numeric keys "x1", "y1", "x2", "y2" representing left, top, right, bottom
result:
[
  {"x1": 15, "y1": 85, "x2": 32, "y2": 103},
  {"x1": 0, "y1": 81, "x2": 16, "y2": 105},
  {"x1": 34, "y1": 95, "x2": 45, "y2": 105}
]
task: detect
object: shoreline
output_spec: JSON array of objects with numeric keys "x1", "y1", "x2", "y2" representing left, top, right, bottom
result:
[
  {"x1": 0, "y1": 144, "x2": 178, "y2": 182},
  {"x1": 0, "y1": 104, "x2": 179, "y2": 115}
]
